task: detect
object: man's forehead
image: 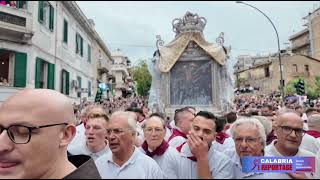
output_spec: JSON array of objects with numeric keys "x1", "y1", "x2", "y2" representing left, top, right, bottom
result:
[{"x1": 193, "y1": 116, "x2": 215, "y2": 128}]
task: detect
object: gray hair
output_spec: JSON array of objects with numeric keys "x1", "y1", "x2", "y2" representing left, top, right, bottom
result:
[
  {"x1": 111, "y1": 111, "x2": 137, "y2": 133},
  {"x1": 308, "y1": 114, "x2": 320, "y2": 128},
  {"x1": 142, "y1": 115, "x2": 166, "y2": 129},
  {"x1": 252, "y1": 116, "x2": 273, "y2": 136},
  {"x1": 230, "y1": 117, "x2": 267, "y2": 147}
]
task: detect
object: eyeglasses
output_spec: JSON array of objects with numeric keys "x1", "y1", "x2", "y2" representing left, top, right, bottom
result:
[
  {"x1": 279, "y1": 126, "x2": 306, "y2": 137},
  {"x1": 106, "y1": 128, "x2": 132, "y2": 135},
  {"x1": 235, "y1": 137, "x2": 261, "y2": 145},
  {"x1": 0, "y1": 123, "x2": 68, "y2": 144},
  {"x1": 144, "y1": 127, "x2": 164, "y2": 134}
]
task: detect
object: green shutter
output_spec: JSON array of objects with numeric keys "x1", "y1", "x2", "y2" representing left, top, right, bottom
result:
[
  {"x1": 88, "y1": 45, "x2": 91, "y2": 62},
  {"x1": 49, "y1": 5, "x2": 54, "y2": 31},
  {"x1": 80, "y1": 37, "x2": 83, "y2": 57},
  {"x1": 60, "y1": 70, "x2": 64, "y2": 93},
  {"x1": 35, "y1": 58, "x2": 43, "y2": 88},
  {"x1": 63, "y1": 20, "x2": 68, "y2": 43},
  {"x1": 47, "y1": 63, "x2": 55, "y2": 90},
  {"x1": 17, "y1": 1, "x2": 23, "y2": 9},
  {"x1": 66, "y1": 71, "x2": 70, "y2": 95},
  {"x1": 77, "y1": 76, "x2": 82, "y2": 97},
  {"x1": 76, "y1": 33, "x2": 79, "y2": 53},
  {"x1": 38, "y1": 1, "x2": 44, "y2": 23},
  {"x1": 14, "y1": 52, "x2": 27, "y2": 87}
]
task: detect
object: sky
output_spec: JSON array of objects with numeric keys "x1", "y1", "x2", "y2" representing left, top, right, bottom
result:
[{"x1": 76, "y1": 1, "x2": 320, "y2": 66}]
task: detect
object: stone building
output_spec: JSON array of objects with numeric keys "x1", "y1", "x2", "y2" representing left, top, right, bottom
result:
[
  {"x1": 0, "y1": 1, "x2": 112, "y2": 104},
  {"x1": 110, "y1": 49, "x2": 134, "y2": 98},
  {"x1": 234, "y1": 53, "x2": 320, "y2": 94},
  {"x1": 289, "y1": 7, "x2": 320, "y2": 59}
]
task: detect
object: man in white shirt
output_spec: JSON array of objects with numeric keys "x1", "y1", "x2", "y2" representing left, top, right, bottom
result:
[
  {"x1": 140, "y1": 114, "x2": 181, "y2": 178},
  {"x1": 265, "y1": 111, "x2": 319, "y2": 179},
  {"x1": 95, "y1": 111, "x2": 164, "y2": 179},
  {"x1": 69, "y1": 110, "x2": 109, "y2": 161},
  {"x1": 168, "y1": 107, "x2": 195, "y2": 148},
  {"x1": 177, "y1": 111, "x2": 234, "y2": 179}
]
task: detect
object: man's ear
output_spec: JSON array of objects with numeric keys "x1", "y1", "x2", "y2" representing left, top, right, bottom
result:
[{"x1": 59, "y1": 125, "x2": 76, "y2": 148}]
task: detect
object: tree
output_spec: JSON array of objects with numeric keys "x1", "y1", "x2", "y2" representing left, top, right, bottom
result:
[
  {"x1": 284, "y1": 76, "x2": 320, "y2": 99},
  {"x1": 132, "y1": 59, "x2": 152, "y2": 97}
]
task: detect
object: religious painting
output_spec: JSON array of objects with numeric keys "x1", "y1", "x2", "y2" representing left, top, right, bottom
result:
[{"x1": 170, "y1": 60, "x2": 213, "y2": 105}]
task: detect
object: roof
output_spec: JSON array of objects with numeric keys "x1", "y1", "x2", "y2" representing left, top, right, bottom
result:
[
  {"x1": 289, "y1": 28, "x2": 309, "y2": 40},
  {"x1": 158, "y1": 32, "x2": 226, "y2": 72}
]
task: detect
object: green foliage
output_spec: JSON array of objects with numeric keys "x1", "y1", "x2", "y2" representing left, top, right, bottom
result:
[
  {"x1": 284, "y1": 76, "x2": 320, "y2": 99},
  {"x1": 132, "y1": 59, "x2": 152, "y2": 97}
]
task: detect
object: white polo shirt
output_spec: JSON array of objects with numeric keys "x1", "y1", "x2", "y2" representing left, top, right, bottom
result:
[
  {"x1": 178, "y1": 143, "x2": 235, "y2": 179},
  {"x1": 95, "y1": 146, "x2": 164, "y2": 179},
  {"x1": 265, "y1": 140, "x2": 319, "y2": 179},
  {"x1": 168, "y1": 126, "x2": 187, "y2": 149},
  {"x1": 140, "y1": 146, "x2": 181, "y2": 178},
  {"x1": 212, "y1": 137, "x2": 235, "y2": 153},
  {"x1": 68, "y1": 141, "x2": 109, "y2": 161}
]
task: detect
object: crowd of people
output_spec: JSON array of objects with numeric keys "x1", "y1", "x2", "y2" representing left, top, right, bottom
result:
[{"x1": 0, "y1": 89, "x2": 320, "y2": 179}]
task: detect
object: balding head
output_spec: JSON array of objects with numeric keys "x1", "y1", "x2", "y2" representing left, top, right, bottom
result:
[
  {"x1": 1, "y1": 89, "x2": 75, "y2": 125},
  {"x1": 0, "y1": 89, "x2": 77, "y2": 179},
  {"x1": 276, "y1": 112, "x2": 303, "y2": 127}
]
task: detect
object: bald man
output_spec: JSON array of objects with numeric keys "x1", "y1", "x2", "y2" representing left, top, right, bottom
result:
[
  {"x1": 265, "y1": 111, "x2": 319, "y2": 179},
  {"x1": 0, "y1": 89, "x2": 101, "y2": 179}
]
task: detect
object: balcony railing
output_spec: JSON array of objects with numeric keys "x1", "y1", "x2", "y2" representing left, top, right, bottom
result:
[{"x1": 0, "y1": 4, "x2": 33, "y2": 42}]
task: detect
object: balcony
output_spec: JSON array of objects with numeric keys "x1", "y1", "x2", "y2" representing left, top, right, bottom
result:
[
  {"x1": 111, "y1": 64, "x2": 129, "y2": 76},
  {"x1": 291, "y1": 71, "x2": 310, "y2": 77},
  {"x1": 0, "y1": 5, "x2": 33, "y2": 43}
]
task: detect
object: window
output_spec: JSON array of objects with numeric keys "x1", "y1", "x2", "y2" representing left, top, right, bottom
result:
[
  {"x1": 38, "y1": 1, "x2": 54, "y2": 31},
  {"x1": 292, "y1": 64, "x2": 298, "y2": 73},
  {"x1": 264, "y1": 67, "x2": 270, "y2": 77},
  {"x1": 16, "y1": 1, "x2": 28, "y2": 9},
  {"x1": 76, "y1": 33, "x2": 83, "y2": 56},
  {"x1": 88, "y1": 45, "x2": 91, "y2": 63},
  {"x1": 63, "y1": 19, "x2": 68, "y2": 44},
  {"x1": 35, "y1": 58, "x2": 55, "y2": 89},
  {"x1": 88, "y1": 81, "x2": 91, "y2": 97},
  {"x1": 305, "y1": 65, "x2": 309, "y2": 72},
  {"x1": 61, "y1": 69, "x2": 70, "y2": 95},
  {"x1": 77, "y1": 76, "x2": 82, "y2": 98}
]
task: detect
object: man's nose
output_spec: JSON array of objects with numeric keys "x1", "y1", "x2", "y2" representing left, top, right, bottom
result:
[{"x1": 0, "y1": 130, "x2": 14, "y2": 153}]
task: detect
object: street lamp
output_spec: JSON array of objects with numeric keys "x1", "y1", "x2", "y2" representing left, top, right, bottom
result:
[{"x1": 236, "y1": 1, "x2": 285, "y2": 100}]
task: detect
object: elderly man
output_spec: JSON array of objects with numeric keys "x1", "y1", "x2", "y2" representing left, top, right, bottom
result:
[
  {"x1": 0, "y1": 89, "x2": 100, "y2": 179},
  {"x1": 177, "y1": 111, "x2": 234, "y2": 179},
  {"x1": 265, "y1": 111, "x2": 319, "y2": 179},
  {"x1": 68, "y1": 107, "x2": 109, "y2": 160},
  {"x1": 95, "y1": 111, "x2": 164, "y2": 178},
  {"x1": 227, "y1": 117, "x2": 280, "y2": 178},
  {"x1": 168, "y1": 107, "x2": 195, "y2": 148},
  {"x1": 140, "y1": 113, "x2": 181, "y2": 178}
]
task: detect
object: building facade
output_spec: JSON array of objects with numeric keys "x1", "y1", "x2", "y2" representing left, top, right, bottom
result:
[
  {"x1": 0, "y1": 1, "x2": 112, "y2": 104},
  {"x1": 234, "y1": 53, "x2": 320, "y2": 94},
  {"x1": 110, "y1": 49, "x2": 134, "y2": 98}
]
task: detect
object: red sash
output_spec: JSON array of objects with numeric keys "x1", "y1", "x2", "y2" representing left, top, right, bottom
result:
[
  {"x1": 307, "y1": 130, "x2": 320, "y2": 138},
  {"x1": 168, "y1": 128, "x2": 187, "y2": 142},
  {"x1": 141, "y1": 140, "x2": 169, "y2": 158},
  {"x1": 176, "y1": 142, "x2": 197, "y2": 162}
]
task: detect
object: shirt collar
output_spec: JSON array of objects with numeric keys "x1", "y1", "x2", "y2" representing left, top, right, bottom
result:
[{"x1": 107, "y1": 146, "x2": 139, "y2": 166}]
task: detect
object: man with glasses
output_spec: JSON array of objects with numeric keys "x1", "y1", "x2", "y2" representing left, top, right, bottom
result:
[
  {"x1": 140, "y1": 114, "x2": 181, "y2": 178},
  {"x1": 0, "y1": 89, "x2": 101, "y2": 179},
  {"x1": 265, "y1": 111, "x2": 319, "y2": 178},
  {"x1": 95, "y1": 111, "x2": 164, "y2": 178}
]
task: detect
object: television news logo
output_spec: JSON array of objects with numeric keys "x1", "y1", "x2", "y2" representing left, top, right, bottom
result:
[{"x1": 242, "y1": 157, "x2": 315, "y2": 173}]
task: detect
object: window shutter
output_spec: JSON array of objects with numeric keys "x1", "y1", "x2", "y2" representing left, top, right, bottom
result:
[
  {"x1": 14, "y1": 52, "x2": 27, "y2": 87},
  {"x1": 76, "y1": 33, "x2": 79, "y2": 53},
  {"x1": 88, "y1": 81, "x2": 91, "y2": 97},
  {"x1": 88, "y1": 45, "x2": 91, "y2": 62},
  {"x1": 80, "y1": 37, "x2": 83, "y2": 57},
  {"x1": 66, "y1": 71, "x2": 70, "y2": 95},
  {"x1": 77, "y1": 76, "x2": 82, "y2": 98},
  {"x1": 38, "y1": 1, "x2": 44, "y2": 23},
  {"x1": 63, "y1": 20, "x2": 68, "y2": 43},
  {"x1": 35, "y1": 58, "x2": 43, "y2": 88},
  {"x1": 60, "y1": 70, "x2": 64, "y2": 93},
  {"x1": 49, "y1": 5, "x2": 54, "y2": 31},
  {"x1": 17, "y1": 1, "x2": 23, "y2": 9},
  {"x1": 47, "y1": 63, "x2": 55, "y2": 90}
]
